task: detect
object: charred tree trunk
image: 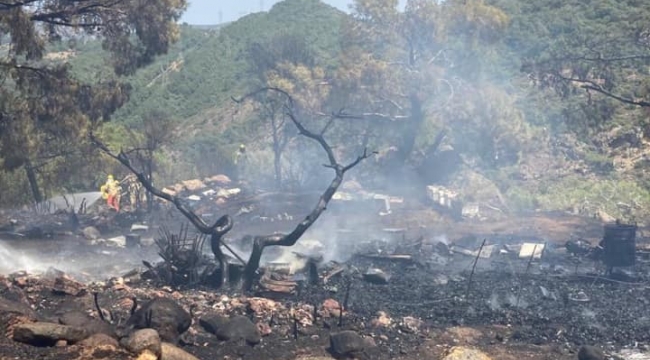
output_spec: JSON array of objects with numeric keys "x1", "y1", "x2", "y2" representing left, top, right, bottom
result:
[
  {"x1": 240, "y1": 93, "x2": 373, "y2": 289},
  {"x1": 24, "y1": 160, "x2": 43, "y2": 203},
  {"x1": 397, "y1": 93, "x2": 424, "y2": 165},
  {"x1": 90, "y1": 134, "x2": 245, "y2": 287}
]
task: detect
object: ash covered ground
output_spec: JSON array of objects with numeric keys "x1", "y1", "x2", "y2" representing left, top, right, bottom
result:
[{"x1": 0, "y1": 186, "x2": 649, "y2": 360}]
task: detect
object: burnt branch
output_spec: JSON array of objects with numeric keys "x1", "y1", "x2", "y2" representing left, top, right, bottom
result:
[
  {"x1": 90, "y1": 133, "x2": 245, "y2": 286},
  {"x1": 240, "y1": 88, "x2": 375, "y2": 290},
  {"x1": 557, "y1": 75, "x2": 650, "y2": 107}
]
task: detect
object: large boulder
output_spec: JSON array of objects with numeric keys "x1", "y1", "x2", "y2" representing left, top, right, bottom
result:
[
  {"x1": 125, "y1": 298, "x2": 192, "y2": 344},
  {"x1": 199, "y1": 314, "x2": 260, "y2": 345},
  {"x1": 329, "y1": 330, "x2": 366, "y2": 357},
  {"x1": 13, "y1": 322, "x2": 88, "y2": 346}
]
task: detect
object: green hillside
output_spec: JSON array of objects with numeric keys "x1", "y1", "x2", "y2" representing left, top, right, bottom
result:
[{"x1": 3, "y1": 0, "x2": 650, "y2": 223}]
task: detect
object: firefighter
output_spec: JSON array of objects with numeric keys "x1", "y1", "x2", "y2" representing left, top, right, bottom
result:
[{"x1": 100, "y1": 174, "x2": 121, "y2": 212}]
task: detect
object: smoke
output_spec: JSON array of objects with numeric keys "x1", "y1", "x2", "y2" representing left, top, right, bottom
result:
[{"x1": 0, "y1": 239, "x2": 158, "y2": 281}]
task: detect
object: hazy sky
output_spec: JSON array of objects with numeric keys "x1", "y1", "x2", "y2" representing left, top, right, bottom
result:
[{"x1": 181, "y1": 0, "x2": 354, "y2": 25}]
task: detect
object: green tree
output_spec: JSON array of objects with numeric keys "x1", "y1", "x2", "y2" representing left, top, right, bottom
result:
[{"x1": 0, "y1": 0, "x2": 187, "y2": 204}]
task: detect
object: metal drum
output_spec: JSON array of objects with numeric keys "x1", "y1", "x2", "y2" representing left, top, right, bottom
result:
[{"x1": 602, "y1": 222, "x2": 637, "y2": 268}]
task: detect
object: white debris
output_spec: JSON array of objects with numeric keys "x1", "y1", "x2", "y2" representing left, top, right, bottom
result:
[
  {"x1": 202, "y1": 189, "x2": 216, "y2": 196},
  {"x1": 518, "y1": 243, "x2": 545, "y2": 259},
  {"x1": 426, "y1": 185, "x2": 459, "y2": 209},
  {"x1": 106, "y1": 236, "x2": 126, "y2": 247},
  {"x1": 130, "y1": 224, "x2": 149, "y2": 232},
  {"x1": 187, "y1": 195, "x2": 201, "y2": 201},
  {"x1": 450, "y1": 244, "x2": 495, "y2": 258},
  {"x1": 461, "y1": 203, "x2": 480, "y2": 218},
  {"x1": 216, "y1": 188, "x2": 241, "y2": 198}
]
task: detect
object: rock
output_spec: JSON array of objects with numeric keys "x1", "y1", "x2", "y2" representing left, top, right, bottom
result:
[
  {"x1": 256, "y1": 322, "x2": 272, "y2": 336},
  {"x1": 200, "y1": 314, "x2": 261, "y2": 345},
  {"x1": 83, "y1": 226, "x2": 101, "y2": 240},
  {"x1": 321, "y1": 298, "x2": 342, "y2": 318},
  {"x1": 58, "y1": 311, "x2": 115, "y2": 337},
  {"x1": 136, "y1": 350, "x2": 158, "y2": 360},
  {"x1": 578, "y1": 345, "x2": 605, "y2": 360},
  {"x1": 371, "y1": 311, "x2": 392, "y2": 328},
  {"x1": 248, "y1": 297, "x2": 279, "y2": 314},
  {"x1": 442, "y1": 346, "x2": 492, "y2": 360},
  {"x1": 329, "y1": 330, "x2": 366, "y2": 356},
  {"x1": 125, "y1": 297, "x2": 192, "y2": 344},
  {"x1": 52, "y1": 275, "x2": 86, "y2": 296},
  {"x1": 205, "y1": 174, "x2": 232, "y2": 185},
  {"x1": 78, "y1": 333, "x2": 120, "y2": 348},
  {"x1": 121, "y1": 329, "x2": 162, "y2": 357},
  {"x1": 362, "y1": 268, "x2": 390, "y2": 284},
  {"x1": 182, "y1": 179, "x2": 206, "y2": 191},
  {"x1": 399, "y1": 316, "x2": 423, "y2": 334},
  {"x1": 161, "y1": 342, "x2": 200, "y2": 360},
  {"x1": 13, "y1": 322, "x2": 88, "y2": 346}
]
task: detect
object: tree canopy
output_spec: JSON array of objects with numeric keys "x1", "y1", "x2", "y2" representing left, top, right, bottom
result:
[{"x1": 0, "y1": 0, "x2": 187, "y2": 202}]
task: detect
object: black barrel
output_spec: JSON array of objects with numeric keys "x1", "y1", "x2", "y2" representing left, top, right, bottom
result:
[{"x1": 602, "y1": 222, "x2": 637, "y2": 267}]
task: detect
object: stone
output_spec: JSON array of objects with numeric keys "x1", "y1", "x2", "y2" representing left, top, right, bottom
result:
[
  {"x1": 200, "y1": 314, "x2": 261, "y2": 345},
  {"x1": 58, "y1": 311, "x2": 116, "y2": 337},
  {"x1": 52, "y1": 276, "x2": 87, "y2": 296},
  {"x1": 321, "y1": 299, "x2": 342, "y2": 318},
  {"x1": 182, "y1": 179, "x2": 206, "y2": 191},
  {"x1": 329, "y1": 330, "x2": 366, "y2": 356},
  {"x1": 578, "y1": 345, "x2": 605, "y2": 360},
  {"x1": 399, "y1": 316, "x2": 423, "y2": 334},
  {"x1": 13, "y1": 322, "x2": 88, "y2": 346},
  {"x1": 121, "y1": 329, "x2": 162, "y2": 357},
  {"x1": 371, "y1": 311, "x2": 392, "y2": 328},
  {"x1": 125, "y1": 297, "x2": 191, "y2": 344},
  {"x1": 160, "y1": 342, "x2": 201, "y2": 360},
  {"x1": 362, "y1": 268, "x2": 390, "y2": 284},
  {"x1": 248, "y1": 297, "x2": 279, "y2": 314},
  {"x1": 78, "y1": 333, "x2": 120, "y2": 348},
  {"x1": 442, "y1": 346, "x2": 492, "y2": 360},
  {"x1": 205, "y1": 174, "x2": 232, "y2": 185},
  {"x1": 83, "y1": 226, "x2": 101, "y2": 240}
]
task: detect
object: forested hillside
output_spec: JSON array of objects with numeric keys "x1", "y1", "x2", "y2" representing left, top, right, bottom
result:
[{"x1": 2, "y1": 0, "x2": 649, "y2": 223}]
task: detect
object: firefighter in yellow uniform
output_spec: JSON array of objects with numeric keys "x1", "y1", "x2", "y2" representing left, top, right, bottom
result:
[{"x1": 100, "y1": 175, "x2": 121, "y2": 212}]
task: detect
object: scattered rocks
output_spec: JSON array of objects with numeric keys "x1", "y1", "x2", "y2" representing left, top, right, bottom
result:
[
  {"x1": 329, "y1": 330, "x2": 366, "y2": 357},
  {"x1": 578, "y1": 345, "x2": 605, "y2": 360},
  {"x1": 362, "y1": 268, "x2": 390, "y2": 284},
  {"x1": 12, "y1": 322, "x2": 88, "y2": 346},
  {"x1": 121, "y1": 329, "x2": 162, "y2": 358},
  {"x1": 200, "y1": 314, "x2": 261, "y2": 345}
]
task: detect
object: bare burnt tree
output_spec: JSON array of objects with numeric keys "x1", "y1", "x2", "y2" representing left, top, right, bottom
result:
[
  {"x1": 92, "y1": 88, "x2": 372, "y2": 290},
  {"x1": 90, "y1": 133, "x2": 244, "y2": 287},
  {"x1": 233, "y1": 87, "x2": 374, "y2": 290}
]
